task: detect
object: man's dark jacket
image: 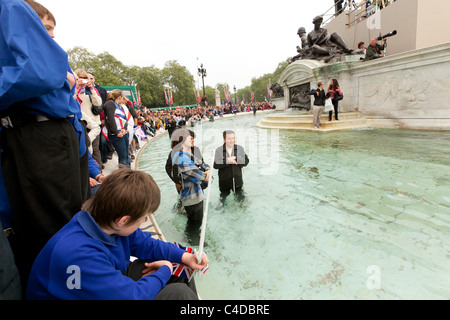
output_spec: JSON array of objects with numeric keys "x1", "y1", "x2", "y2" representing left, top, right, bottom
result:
[{"x1": 213, "y1": 144, "x2": 249, "y2": 191}]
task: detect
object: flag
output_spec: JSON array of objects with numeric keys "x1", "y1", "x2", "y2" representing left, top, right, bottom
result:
[
  {"x1": 194, "y1": 88, "x2": 201, "y2": 103},
  {"x1": 251, "y1": 91, "x2": 254, "y2": 101},
  {"x1": 164, "y1": 89, "x2": 169, "y2": 105},
  {"x1": 169, "y1": 89, "x2": 173, "y2": 106},
  {"x1": 267, "y1": 84, "x2": 273, "y2": 99},
  {"x1": 134, "y1": 126, "x2": 148, "y2": 141},
  {"x1": 171, "y1": 242, "x2": 209, "y2": 281}
]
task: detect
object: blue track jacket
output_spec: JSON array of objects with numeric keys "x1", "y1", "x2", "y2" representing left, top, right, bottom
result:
[{"x1": 26, "y1": 211, "x2": 186, "y2": 300}]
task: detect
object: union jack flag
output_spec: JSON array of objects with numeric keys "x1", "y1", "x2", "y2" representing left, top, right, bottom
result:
[
  {"x1": 164, "y1": 89, "x2": 173, "y2": 106},
  {"x1": 251, "y1": 91, "x2": 254, "y2": 101},
  {"x1": 137, "y1": 90, "x2": 142, "y2": 105},
  {"x1": 267, "y1": 84, "x2": 273, "y2": 99},
  {"x1": 169, "y1": 89, "x2": 173, "y2": 105},
  {"x1": 172, "y1": 242, "x2": 209, "y2": 281},
  {"x1": 194, "y1": 88, "x2": 201, "y2": 103}
]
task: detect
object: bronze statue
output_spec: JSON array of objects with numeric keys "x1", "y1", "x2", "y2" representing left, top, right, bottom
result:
[
  {"x1": 291, "y1": 27, "x2": 310, "y2": 62},
  {"x1": 291, "y1": 15, "x2": 354, "y2": 63},
  {"x1": 289, "y1": 84, "x2": 311, "y2": 110},
  {"x1": 270, "y1": 83, "x2": 284, "y2": 98}
]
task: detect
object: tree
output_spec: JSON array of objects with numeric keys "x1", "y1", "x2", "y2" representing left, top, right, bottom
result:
[
  {"x1": 161, "y1": 60, "x2": 196, "y2": 106},
  {"x1": 67, "y1": 46, "x2": 98, "y2": 71},
  {"x1": 134, "y1": 66, "x2": 165, "y2": 107},
  {"x1": 66, "y1": 46, "x2": 291, "y2": 107}
]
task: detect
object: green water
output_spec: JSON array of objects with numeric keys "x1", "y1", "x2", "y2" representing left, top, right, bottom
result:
[{"x1": 139, "y1": 113, "x2": 450, "y2": 299}]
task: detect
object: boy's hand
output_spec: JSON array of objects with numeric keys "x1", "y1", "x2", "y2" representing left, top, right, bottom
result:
[
  {"x1": 204, "y1": 170, "x2": 211, "y2": 182},
  {"x1": 182, "y1": 252, "x2": 209, "y2": 271},
  {"x1": 141, "y1": 260, "x2": 173, "y2": 278}
]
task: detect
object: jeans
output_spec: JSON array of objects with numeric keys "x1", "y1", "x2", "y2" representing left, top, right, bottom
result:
[
  {"x1": 109, "y1": 133, "x2": 130, "y2": 167},
  {"x1": 100, "y1": 133, "x2": 108, "y2": 163},
  {"x1": 184, "y1": 201, "x2": 203, "y2": 246},
  {"x1": 329, "y1": 100, "x2": 339, "y2": 121}
]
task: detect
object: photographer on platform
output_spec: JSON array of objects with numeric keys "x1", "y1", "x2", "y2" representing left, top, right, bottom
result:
[{"x1": 365, "y1": 37, "x2": 386, "y2": 60}]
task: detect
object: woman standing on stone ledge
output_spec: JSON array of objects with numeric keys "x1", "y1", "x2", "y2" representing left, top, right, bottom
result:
[{"x1": 327, "y1": 79, "x2": 343, "y2": 121}]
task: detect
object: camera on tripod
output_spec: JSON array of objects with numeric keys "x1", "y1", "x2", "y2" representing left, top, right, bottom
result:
[{"x1": 377, "y1": 30, "x2": 397, "y2": 41}]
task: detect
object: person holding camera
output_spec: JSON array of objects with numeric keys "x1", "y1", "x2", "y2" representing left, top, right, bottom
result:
[
  {"x1": 171, "y1": 129, "x2": 211, "y2": 245},
  {"x1": 74, "y1": 69, "x2": 103, "y2": 170},
  {"x1": 365, "y1": 37, "x2": 386, "y2": 60},
  {"x1": 166, "y1": 130, "x2": 209, "y2": 194},
  {"x1": 308, "y1": 81, "x2": 327, "y2": 129}
]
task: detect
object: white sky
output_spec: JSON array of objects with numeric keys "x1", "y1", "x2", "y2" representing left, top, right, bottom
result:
[{"x1": 39, "y1": 0, "x2": 336, "y2": 89}]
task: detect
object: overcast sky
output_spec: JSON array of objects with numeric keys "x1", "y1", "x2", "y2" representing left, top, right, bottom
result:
[{"x1": 39, "y1": 0, "x2": 335, "y2": 89}]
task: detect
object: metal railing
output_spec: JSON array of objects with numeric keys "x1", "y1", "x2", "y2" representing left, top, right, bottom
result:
[
  {"x1": 345, "y1": 0, "x2": 398, "y2": 28},
  {"x1": 346, "y1": 3, "x2": 377, "y2": 27},
  {"x1": 323, "y1": 0, "x2": 398, "y2": 27},
  {"x1": 322, "y1": 1, "x2": 358, "y2": 26}
]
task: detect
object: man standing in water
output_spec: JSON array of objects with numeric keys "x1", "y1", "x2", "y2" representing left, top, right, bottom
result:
[{"x1": 213, "y1": 130, "x2": 249, "y2": 203}]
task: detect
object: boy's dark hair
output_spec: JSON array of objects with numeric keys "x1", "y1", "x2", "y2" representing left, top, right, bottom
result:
[
  {"x1": 81, "y1": 169, "x2": 160, "y2": 228},
  {"x1": 23, "y1": 0, "x2": 56, "y2": 25},
  {"x1": 223, "y1": 130, "x2": 235, "y2": 139}
]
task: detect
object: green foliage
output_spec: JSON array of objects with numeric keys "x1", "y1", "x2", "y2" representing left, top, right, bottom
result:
[
  {"x1": 67, "y1": 46, "x2": 290, "y2": 107},
  {"x1": 161, "y1": 61, "x2": 196, "y2": 106}
]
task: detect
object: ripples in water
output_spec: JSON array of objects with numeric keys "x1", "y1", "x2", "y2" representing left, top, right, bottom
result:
[{"x1": 139, "y1": 114, "x2": 450, "y2": 299}]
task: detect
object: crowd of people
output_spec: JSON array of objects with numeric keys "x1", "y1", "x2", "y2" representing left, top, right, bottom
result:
[
  {"x1": 136, "y1": 101, "x2": 276, "y2": 137},
  {"x1": 0, "y1": 0, "x2": 274, "y2": 300},
  {"x1": 335, "y1": 0, "x2": 397, "y2": 16}
]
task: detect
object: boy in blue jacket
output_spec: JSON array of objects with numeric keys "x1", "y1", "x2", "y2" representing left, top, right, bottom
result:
[{"x1": 26, "y1": 169, "x2": 208, "y2": 300}]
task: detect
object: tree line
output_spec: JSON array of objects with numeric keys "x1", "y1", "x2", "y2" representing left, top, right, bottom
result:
[{"x1": 67, "y1": 46, "x2": 290, "y2": 108}]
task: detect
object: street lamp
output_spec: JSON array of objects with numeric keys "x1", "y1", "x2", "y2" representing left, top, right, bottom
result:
[
  {"x1": 198, "y1": 63, "x2": 207, "y2": 99},
  {"x1": 233, "y1": 85, "x2": 237, "y2": 105}
]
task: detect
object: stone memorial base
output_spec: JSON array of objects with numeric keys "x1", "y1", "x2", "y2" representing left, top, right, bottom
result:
[{"x1": 270, "y1": 42, "x2": 450, "y2": 131}]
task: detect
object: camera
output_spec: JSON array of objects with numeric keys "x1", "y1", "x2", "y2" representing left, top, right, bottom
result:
[
  {"x1": 377, "y1": 30, "x2": 397, "y2": 41},
  {"x1": 81, "y1": 79, "x2": 89, "y2": 84}
]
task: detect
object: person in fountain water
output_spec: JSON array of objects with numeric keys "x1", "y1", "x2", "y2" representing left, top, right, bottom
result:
[
  {"x1": 213, "y1": 130, "x2": 249, "y2": 204},
  {"x1": 171, "y1": 129, "x2": 211, "y2": 245},
  {"x1": 166, "y1": 130, "x2": 210, "y2": 194}
]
